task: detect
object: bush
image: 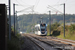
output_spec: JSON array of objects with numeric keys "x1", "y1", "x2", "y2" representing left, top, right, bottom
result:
[
  {"x1": 61, "y1": 25, "x2": 69, "y2": 33},
  {"x1": 51, "y1": 22, "x2": 60, "y2": 31},
  {"x1": 7, "y1": 30, "x2": 20, "y2": 50},
  {"x1": 47, "y1": 22, "x2": 60, "y2": 36},
  {"x1": 69, "y1": 24, "x2": 75, "y2": 35},
  {"x1": 52, "y1": 30, "x2": 60, "y2": 36}
]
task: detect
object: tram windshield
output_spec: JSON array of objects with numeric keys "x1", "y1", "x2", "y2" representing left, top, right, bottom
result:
[{"x1": 40, "y1": 24, "x2": 46, "y2": 31}]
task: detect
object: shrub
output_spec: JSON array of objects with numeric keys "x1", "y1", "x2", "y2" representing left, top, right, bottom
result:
[{"x1": 69, "y1": 24, "x2": 75, "y2": 35}]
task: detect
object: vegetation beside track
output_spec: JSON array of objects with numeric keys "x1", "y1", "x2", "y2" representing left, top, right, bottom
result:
[
  {"x1": 47, "y1": 22, "x2": 75, "y2": 41},
  {"x1": 7, "y1": 27, "x2": 21, "y2": 50}
]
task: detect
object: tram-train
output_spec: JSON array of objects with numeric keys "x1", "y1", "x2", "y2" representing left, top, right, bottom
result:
[{"x1": 35, "y1": 23, "x2": 47, "y2": 35}]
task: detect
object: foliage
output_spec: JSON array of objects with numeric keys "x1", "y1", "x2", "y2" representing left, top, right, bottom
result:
[
  {"x1": 61, "y1": 25, "x2": 69, "y2": 33},
  {"x1": 65, "y1": 25, "x2": 69, "y2": 31},
  {"x1": 61, "y1": 24, "x2": 75, "y2": 35},
  {"x1": 47, "y1": 22, "x2": 60, "y2": 36},
  {"x1": 7, "y1": 24, "x2": 20, "y2": 50},
  {"x1": 7, "y1": 30, "x2": 20, "y2": 50},
  {"x1": 69, "y1": 24, "x2": 75, "y2": 34},
  {"x1": 51, "y1": 22, "x2": 60, "y2": 31},
  {"x1": 52, "y1": 30, "x2": 60, "y2": 36},
  {"x1": 57, "y1": 24, "x2": 75, "y2": 40}
]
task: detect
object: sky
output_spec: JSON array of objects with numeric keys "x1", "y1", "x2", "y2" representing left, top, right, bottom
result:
[{"x1": 0, "y1": 0, "x2": 75, "y2": 15}]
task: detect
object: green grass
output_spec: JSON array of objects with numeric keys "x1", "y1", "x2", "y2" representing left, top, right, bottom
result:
[
  {"x1": 47, "y1": 33, "x2": 50, "y2": 36},
  {"x1": 7, "y1": 36, "x2": 20, "y2": 50},
  {"x1": 47, "y1": 30, "x2": 75, "y2": 41},
  {"x1": 7, "y1": 30, "x2": 21, "y2": 50},
  {"x1": 57, "y1": 32, "x2": 75, "y2": 41},
  {"x1": 47, "y1": 24, "x2": 75, "y2": 41}
]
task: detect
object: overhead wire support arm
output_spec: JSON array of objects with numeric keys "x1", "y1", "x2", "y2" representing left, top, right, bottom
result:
[
  {"x1": 17, "y1": 6, "x2": 34, "y2": 13},
  {"x1": 48, "y1": 5, "x2": 63, "y2": 14}
]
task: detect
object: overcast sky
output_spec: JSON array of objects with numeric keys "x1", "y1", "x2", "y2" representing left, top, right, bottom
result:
[{"x1": 0, "y1": 0, "x2": 75, "y2": 15}]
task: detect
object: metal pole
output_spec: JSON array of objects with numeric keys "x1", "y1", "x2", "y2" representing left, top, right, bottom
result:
[
  {"x1": 42, "y1": 17, "x2": 43, "y2": 23},
  {"x1": 49, "y1": 11, "x2": 51, "y2": 36},
  {"x1": 16, "y1": 11, "x2": 18, "y2": 33},
  {"x1": 13, "y1": 4, "x2": 15, "y2": 36},
  {"x1": 41, "y1": 17, "x2": 43, "y2": 23},
  {"x1": 9, "y1": 0, "x2": 11, "y2": 40},
  {"x1": 32, "y1": 7, "x2": 34, "y2": 33},
  {"x1": 63, "y1": 3, "x2": 65, "y2": 37},
  {"x1": 16, "y1": 11, "x2": 17, "y2": 34}
]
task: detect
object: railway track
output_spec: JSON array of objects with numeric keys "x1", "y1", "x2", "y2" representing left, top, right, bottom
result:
[
  {"x1": 24, "y1": 34, "x2": 60, "y2": 50},
  {"x1": 24, "y1": 34, "x2": 75, "y2": 50},
  {"x1": 26, "y1": 36, "x2": 44, "y2": 50},
  {"x1": 31, "y1": 34, "x2": 75, "y2": 46},
  {"x1": 45, "y1": 36, "x2": 75, "y2": 47},
  {"x1": 21, "y1": 34, "x2": 44, "y2": 50}
]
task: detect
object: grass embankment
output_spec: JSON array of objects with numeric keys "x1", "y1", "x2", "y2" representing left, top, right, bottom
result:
[
  {"x1": 47, "y1": 23, "x2": 75, "y2": 41},
  {"x1": 57, "y1": 24, "x2": 75, "y2": 41},
  {"x1": 47, "y1": 30, "x2": 75, "y2": 41},
  {"x1": 57, "y1": 32, "x2": 75, "y2": 40},
  {"x1": 7, "y1": 30, "x2": 21, "y2": 50}
]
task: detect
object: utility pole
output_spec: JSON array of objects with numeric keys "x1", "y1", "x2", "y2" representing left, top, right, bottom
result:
[
  {"x1": 49, "y1": 11, "x2": 51, "y2": 36},
  {"x1": 32, "y1": 6, "x2": 34, "y2": 33},
  {"x1": 63, "y1": 3, "x2": 65, "y2": 37},
  {"x1": 16, "y1": 11, "x2": 18, "y2": 34},
  {"x1": 9, "y1": 0, "x2": 11, "y2": 40},
  {"x1": 13, "y1": 4, "x2": 15, "y2": 36},
  {"x1": 40, "y1": 17, "x2": 43, "y2": 23},
  {"x1": 16, "y1": 11, "x2": 20, "y2": 33}
]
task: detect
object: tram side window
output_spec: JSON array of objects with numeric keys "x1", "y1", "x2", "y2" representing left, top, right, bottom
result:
[
  {"x1": 38, "y1": 27, "x2": 40, "y2": 31},
  {"x1": 35, "y1": 27, "x2": 37, "y2": 31},
  {"x1": 37, "y1": 27, "x2": 40, "y2": 31},
  {"x1": 35, "y1": 27, "x2": 40, "y2": 31}
]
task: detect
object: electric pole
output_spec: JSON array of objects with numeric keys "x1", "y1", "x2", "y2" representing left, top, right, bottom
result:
[
  {"x1": 40, "y1": 17, "x2": 43, "y2": 23},
  {"x1": 13, "y1": 3, "x2": 15, "y2": 36},
  {"x1": 63, "y1": 3, "x2": 65, "y2": 37},
  {"x1": 9, "y1": 0, "x2": 11, "y2": 40},
  {"x1": 49, "y1": 11, "x2": 51, "y2": 36},
  {"x1": 16, "y1": 11, "x2": 18, "y2": 33}
]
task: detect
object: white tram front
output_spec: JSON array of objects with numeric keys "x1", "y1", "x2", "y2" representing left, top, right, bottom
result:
[{"x1": 35, "y1": 23, "x2": 47, "y2": 35}]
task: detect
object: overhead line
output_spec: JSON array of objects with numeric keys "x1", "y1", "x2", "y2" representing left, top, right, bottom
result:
[
  {"x1": 21, "y1": 0, "x2": 30, "y2": 5},
  {"x1": 15, "y1": 0, "x2": 31, "y2": 7},
  {"x1": 15, "y1": 0, "x2": 24, "y2": 6},
  {"x1": 17, "y1": 6, "x2": 34, "y2": 13},
  {"x1": 48, "y1": 5, "x2": 63, "y2": 14},
  {"x1": 34, "y1": 0, "x2": 40, "y2": 9},
  {"x1": 56, "y1": 0, "x2": 60, "y2": 4}
]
